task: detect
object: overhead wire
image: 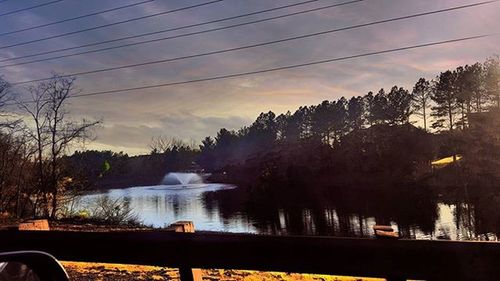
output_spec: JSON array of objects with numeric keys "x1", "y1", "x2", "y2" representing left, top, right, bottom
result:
[
  {"x1": 0, "y1": 0, "x2": 65, "y2": 17},
  {"x1": 0, "y1": 0, "x2": 225, "y2": 50},
  {"x1": 0, "y1": 0, "x2": 155, "y2": 37},
  {"x1": 66, "y1": 35, "x2": 495, "y2": 98},
  {"x1": 0, "y1": 0, "x2": 331, "y2": 64},
  {"x1": 9, "y1": 0, "x2": 497, "y2": 85},
  {"x1": 7, "y1": 34, "x2": 490, "y2": 105},
  {"x1": 2, "y1": 0, "x2": 495, "y2": 69}
]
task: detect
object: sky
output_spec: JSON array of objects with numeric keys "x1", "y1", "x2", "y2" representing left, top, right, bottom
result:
[{"x1": 0, "y1": 0, "x2": 498, "y2": 155}]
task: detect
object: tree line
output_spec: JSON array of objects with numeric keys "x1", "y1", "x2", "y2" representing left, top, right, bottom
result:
[{"x1": 197, "y1": 56, "x2": 499, "y2": 172}]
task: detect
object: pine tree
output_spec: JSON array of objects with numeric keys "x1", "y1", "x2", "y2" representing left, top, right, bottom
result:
[
  {"x1": 431, "y1": 71, "x2": 458, "y2": 131},
  {"x1": 412, "y1": 78, "x2": 431, "y2": 131}
]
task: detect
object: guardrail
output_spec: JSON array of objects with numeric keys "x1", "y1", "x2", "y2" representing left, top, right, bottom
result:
[{"x1": 1, "y1": 229, "x2": 500, "y2": 281}]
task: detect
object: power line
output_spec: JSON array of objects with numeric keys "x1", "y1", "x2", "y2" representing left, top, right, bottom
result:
[
  {"x1": 0, "y1": 0, "x2": 155, "y2": 37},
  {"x1": 0, "y1": 0, "x2": 329, "y2": 65},
  {"x1": 9, "y1": 34, "x2": 489, "y2": 105},
  {"x1": 0, "y1": 0, "x2": 65, "y2": 17},
  {"x1": 3, "y1": 0, "x2": 495, "y2": 69},
  {"x1": 0, "y1": 0, "x2": 366, "y2": 70},
  {"x1": 9, "y1": 0, "x2": 497, "y2": 85},
  {"x1": 69, "y1": 35, "x2": 494, "y2": 98},
  {"x1": 0, "y1": 0, "x2": 224, "y2": 50}
]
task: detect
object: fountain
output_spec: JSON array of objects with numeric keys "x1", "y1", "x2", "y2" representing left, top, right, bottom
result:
[{"x1": 161, "y1": 172, "x2": 207, "y2": 189}]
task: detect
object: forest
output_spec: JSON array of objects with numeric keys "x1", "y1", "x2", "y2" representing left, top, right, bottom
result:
[{"x1": 0, "y1": 55, "x2": 499, "y2": 220}]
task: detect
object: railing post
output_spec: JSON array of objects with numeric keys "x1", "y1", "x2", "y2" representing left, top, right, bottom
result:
[
  {"x1": 18, "y1": 219, "x2": 50, "y2": 231},
  {"x1": 167, "y1": 221, "x2": 202, "y2": 281},
  {"x1": 373, "y1": 225, "x2": 406, "y2": 281}
]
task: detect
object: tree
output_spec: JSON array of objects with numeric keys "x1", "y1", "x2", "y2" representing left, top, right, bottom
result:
[
  {"x1": 296, "y1": 106, "x2": 313, "y2": 140},
  {"x1": 211, "y1": 128, "x2": 239, "y2": 168},
  {"x1": 200, "y1": 136, "x2": 215, "y2": 151},
  {"x1": 454, "y1": 67, "x2": 473, "y2": 129},
  {"x1": 248, "y1": 111, "x2": 277, "y2": 147},
  {"x1": 149, "y1": 136, "x2": 192, "y2": 154},
  {"x1": 466, "y1": 63, "x2": 487, "y2": 113},
  {"x1": 364, "y1": 91, "x2": 375, "y2": 126},
  {"x1": 0, "y1": 78, "x2": 35, "y2": 217},
  {"x1": 0, "y1": 78, "x2": 9, "y2": 116},
  {"x1": 0, "y1": 130, "x2": 34, "y2": 217},
  {"x1": 386, "y1": 86, "x2": 412, "y2": 125},
  {"x1": 347, "y1": 96, "x2": 365, "y2": 131},
  {"x1": 310, "y1": 101, "x2": 331, "y2": 143},
  {"x1": 276, "y1": 109, "x2": 308, "y2": 144},
  {"x1": 330, "y1": 98, "x2": 348, "y2": 143},
  {"x1": 484, "y1": 55, "x2": 500, "y2": 109},
  {"x1": 0, "y1": 77, "x2": 21, "y2": 129},
  {"x1": 17, "y1": 75, "x2": 100, "y2": 218},
  {"x1": 431, "y1": 71, "x2": 458, "y2": 131},
  {"x1": 412, "y1": 78, "x2": 432, "y2": 131},
  {"x1": 371, "y1": 89, "x2": 389, "y2": 124}
]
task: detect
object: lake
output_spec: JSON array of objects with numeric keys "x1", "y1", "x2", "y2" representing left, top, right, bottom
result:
[{"x1": 70, "y1": 183, "x2": 499, "y2": 241}]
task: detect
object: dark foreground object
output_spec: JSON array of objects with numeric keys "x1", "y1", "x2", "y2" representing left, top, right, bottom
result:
[
  {"x1": 0, "y1": 251, "x2": 69, "y2": 281},
  {"x1": 0, "y1": 230, "x2": 499, "y2": 281}
]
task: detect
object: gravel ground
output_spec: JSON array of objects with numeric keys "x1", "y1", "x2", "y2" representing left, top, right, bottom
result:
[{"x1": 62, "y1": 262, "x2": 383, "y2": 281}]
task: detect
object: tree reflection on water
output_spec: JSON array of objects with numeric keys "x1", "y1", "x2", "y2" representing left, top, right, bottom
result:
[{"x1": 203, "y1": 183, "x2": 500, "y2": 241}]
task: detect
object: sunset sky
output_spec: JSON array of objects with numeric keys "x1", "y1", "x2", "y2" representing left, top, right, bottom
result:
[{"x1": 0, "y1": 0, "x2": 498, "y2": 154}]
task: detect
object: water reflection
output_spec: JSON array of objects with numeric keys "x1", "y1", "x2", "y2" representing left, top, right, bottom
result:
[
  {"x1": 74, "y1": 184, "x2": 257, "y2": 232},
  {"x1": 73, "y1": 184, "x2": 500, "y2": 241}
]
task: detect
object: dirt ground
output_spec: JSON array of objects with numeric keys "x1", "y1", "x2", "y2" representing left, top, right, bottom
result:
[{"x1": 62, "y1": 262, "x2": 384, "y2": 281}]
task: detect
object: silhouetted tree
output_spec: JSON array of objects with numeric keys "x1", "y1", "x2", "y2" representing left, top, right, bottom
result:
[
  {"x1": 364, "y1": 91, "x2": 375, "y2": 126},
  {"x1": 331, "y1": 97, "x2": 348, "y2": 144},
  {"x1": 17, "y1": 75, "x2": 100, "y2": 218},
  {"x1": 347, "y1": 96, "x2": 365, "y2": 131},
  {"x1": 431, "y1": 71, "x2": 458, "y2": 131},
  {"x1": 0, "y1": 78, "x2": 14, "y2": 128},
  {"x1": 149, "y1": 136, "x2": 193, "y2": 154},
  {"x1": 0, "y1": 131, "x2": 34, "y2": 217},
  {"x1": 467, "y1": 63, "x2": 487, "y2": 113},
  {"x1": 248, "y1": 111, "x2": 277, "y2": 148},
  {"x1": 311, "y1": 101, "x2": 332, "y2": 143},
  {"x1": 386, "y1": 86, "x2": 412, "y2": 125},
  {"x1": 454, "y1": 66, "x2": 473, "y2": 129},
  {"x1": 412, "y1": 78, "x2": 432, "y2": 131},
  {"x1": 296, "y1": 106, "x2": 313, "y2": 140},
  {"x1": 371, "y1": 89, "x2": 388, "y2": 124},
  {"x1": 484, "y1": 55, "x2": 500, "y2": 109}
]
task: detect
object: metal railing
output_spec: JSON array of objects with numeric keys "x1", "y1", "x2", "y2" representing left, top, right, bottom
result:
[{"x1": 1, "y1": 230, "x2": 499, "y2": 281}]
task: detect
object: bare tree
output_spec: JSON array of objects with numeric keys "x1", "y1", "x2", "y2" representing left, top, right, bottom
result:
[
  {"x1": 0, "y1": 77, "x2": 22, "y2": 130},
  {"x1": 17, "y1": 75, "x2": 100, "y2": 218},
  {"x1": 0, "y1": 77, "x2": 36, "y2": 217},
  {"x1": 149, "y1": 136, "x2": 195, "y2": 154},
  {"x1": 0, "y1": 129, "x2": 35, "y2": 217}
]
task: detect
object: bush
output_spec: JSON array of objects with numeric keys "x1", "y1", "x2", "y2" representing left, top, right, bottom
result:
[
  {"x1": 89, "y1": 196, "x2": 141, "y2": 226},
  {"x1": 60, "y1": 196, "x2": 142, "y2": 226}
]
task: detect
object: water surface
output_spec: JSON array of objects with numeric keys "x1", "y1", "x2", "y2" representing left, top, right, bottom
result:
[{"x1": 71, "y1": 184, "x2": 499, "y2": 241}]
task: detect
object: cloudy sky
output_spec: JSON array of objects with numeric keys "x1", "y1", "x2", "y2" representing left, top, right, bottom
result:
[{"x1": 0, "y1": 0, "x2": 498, "y2": 154}]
